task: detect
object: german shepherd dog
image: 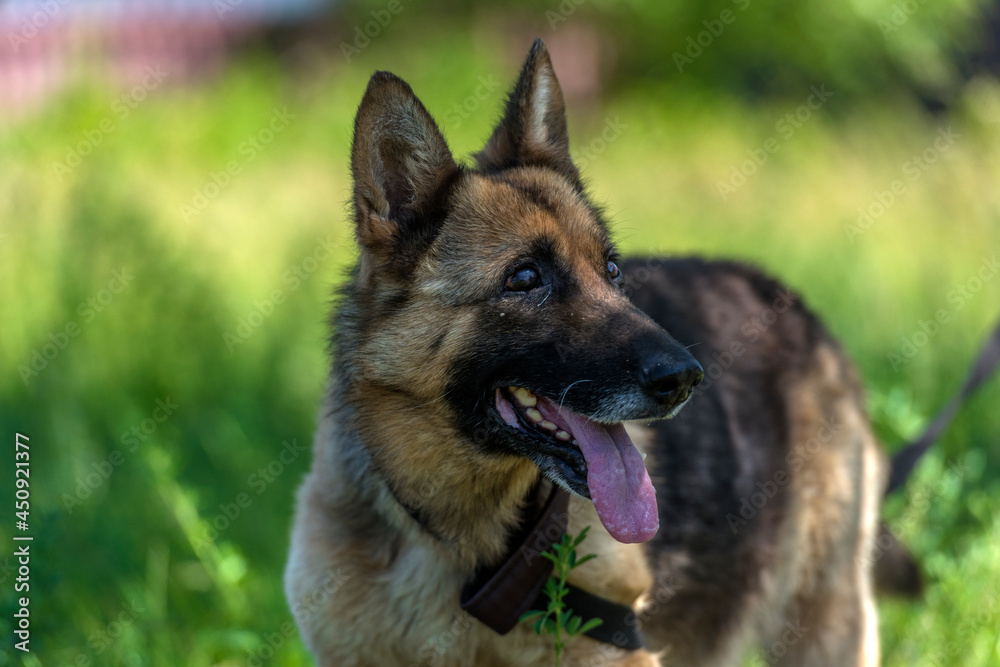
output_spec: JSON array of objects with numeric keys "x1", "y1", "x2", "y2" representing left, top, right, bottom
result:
[{"x1": 286, "y1": 40, "x2": 895, "y2": 666}]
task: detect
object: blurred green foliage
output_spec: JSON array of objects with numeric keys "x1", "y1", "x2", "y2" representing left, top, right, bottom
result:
[
  {"x1": 1, "y1": 9, "x2": 1000, "y2": 667},
  {"x1": 344, "y1": 0, "x2": 994, "y2": 99}
]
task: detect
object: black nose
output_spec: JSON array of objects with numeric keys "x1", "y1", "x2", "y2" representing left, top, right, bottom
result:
[{"x1": 640, "y1": 357, "x2": 704, "y2": 412}]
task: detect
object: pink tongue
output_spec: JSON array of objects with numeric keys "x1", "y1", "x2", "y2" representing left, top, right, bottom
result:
[{"x1": 548, "y1": 408, "x2": 659, "y2": 543}]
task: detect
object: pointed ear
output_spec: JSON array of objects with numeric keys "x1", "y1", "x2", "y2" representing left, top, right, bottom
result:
[
  {"x1": 351, "y1": 71, "x2": 458, "y2": 253},
  {"x1": 474, "y1": 39, "x2": 578, "y2": 182}
]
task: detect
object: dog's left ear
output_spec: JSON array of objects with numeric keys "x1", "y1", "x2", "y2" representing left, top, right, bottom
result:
[
  {"x1": 351, "y1": 71, "x2": 458, "y2": 254},
  {"x1": 474, "y1": 39, "x2": 578, "y2": 183}
]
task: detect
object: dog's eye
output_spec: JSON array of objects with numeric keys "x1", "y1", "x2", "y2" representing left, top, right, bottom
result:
[
  {"x1": 505, "y1": 266, "x2": 540, "y2": 292},
  {"x1": 607, "y1": 261, "x2": 621, "y2": 280}
]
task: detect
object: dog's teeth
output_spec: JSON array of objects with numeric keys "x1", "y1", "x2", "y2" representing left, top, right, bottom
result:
[
  {"x1": 642, "y1": 452, "x2": 647, "y2": 460},
  {"x1": 525, "y1": 408, "x2": 543, "y2": 422},
  {"x1": 555, "y1": 430, "x2": 571, "y2": 441},
  {"x1": 510, "y1": 386, "x2": 537, "y2": 407},
  {"x1": 540, "y1": 420, "x2": 558, "y2": 432},
  {"x1": 571, "y1": 439, "x2": 578, "y2": 445}
]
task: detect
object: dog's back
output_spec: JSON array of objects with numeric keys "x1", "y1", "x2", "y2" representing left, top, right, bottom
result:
[{"x1": 622, "y1": 257, "x2": 884, "y2": 665}]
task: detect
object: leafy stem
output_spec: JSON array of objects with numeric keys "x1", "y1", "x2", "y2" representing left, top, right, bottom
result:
[{"x1": 519, "y1": 526, "x2": 603, "y2": 667}]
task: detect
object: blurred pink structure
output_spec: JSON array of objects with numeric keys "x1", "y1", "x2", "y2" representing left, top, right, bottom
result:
[{"x1": 0, "y1": 0, "x2": 325, "y2": 118}]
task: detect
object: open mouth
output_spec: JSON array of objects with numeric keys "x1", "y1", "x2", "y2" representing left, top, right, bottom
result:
[{"x1": 494, "y1": 386, "x2": 659, "y2": 544}]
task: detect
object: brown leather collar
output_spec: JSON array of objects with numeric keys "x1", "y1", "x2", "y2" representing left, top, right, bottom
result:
[
  {"x1": 459, "y1": 484, "x2": 568, "y2": 633},
  {"x1": 459, "y1": 485, "x2": 645, "y2": 651}
]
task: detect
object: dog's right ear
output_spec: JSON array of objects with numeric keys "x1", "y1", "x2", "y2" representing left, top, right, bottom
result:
[
  {"x1": 474, "y1": 39, "x2": 578, "y2": 183},
  {"x1": 351, "y1": 71, "x2": 458, "y2": 254}
]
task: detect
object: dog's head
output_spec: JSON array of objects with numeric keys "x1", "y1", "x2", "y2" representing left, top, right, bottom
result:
[{"x1": 346, "y1": 40, "x2": 702, "y2": 543}]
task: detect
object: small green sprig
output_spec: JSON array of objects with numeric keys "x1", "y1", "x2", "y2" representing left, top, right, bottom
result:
[{"x1": 519, "y1": 526, "x2": 603, "y2": 667}]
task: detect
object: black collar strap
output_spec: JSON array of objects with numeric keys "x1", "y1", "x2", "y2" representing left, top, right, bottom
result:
[{"x1": 459, "y1": 485, "x2": 645, "y2": 652}]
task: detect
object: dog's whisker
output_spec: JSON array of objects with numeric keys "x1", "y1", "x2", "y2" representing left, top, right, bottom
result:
[
  {"x1": 398, "y1": 394, "x2": 448, "y2": 413},
  {"x1": 538, "y1": 286, "x2": 552, "y2": 306},
  {"x1": 557, "y1": 379, "x2": 593, "y2": 417}
]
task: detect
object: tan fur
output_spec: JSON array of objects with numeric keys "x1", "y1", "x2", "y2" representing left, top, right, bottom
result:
[{"x1": 749, "y1": 344, "x2": 885, "y2": 666}]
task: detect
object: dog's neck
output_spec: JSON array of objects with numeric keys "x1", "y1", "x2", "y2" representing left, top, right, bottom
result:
[{"x1": 323, "y1": 375, "x2": 542, "y2": 569}]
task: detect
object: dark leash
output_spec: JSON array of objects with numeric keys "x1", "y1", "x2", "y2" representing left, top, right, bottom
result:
[
  {"x1": 886, "y1": 317, "x2": 1000, "y2": 495},
  {"x1": 460, "y1": 485, "x2": 645, "y2": 651}
]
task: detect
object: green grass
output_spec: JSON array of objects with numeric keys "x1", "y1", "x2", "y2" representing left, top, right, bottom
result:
[{"x1": 1, "y1": 40, "x2": 999, "y2": 666}]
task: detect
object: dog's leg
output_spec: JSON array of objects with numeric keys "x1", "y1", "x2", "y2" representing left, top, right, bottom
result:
[
  {"x1": 562, "y1": 641, "x2": 663, "y2": 667},
  {"x1": 751, "y1": 340, "x2": 884, "y2": 667},
  {"x1": 763, "y1": 586, "x2": 878, "y2": 667},
  {"x1": 765, "y1": 571, "x2": 879, "y2": 666},
  {"x1": 767, "y1": 421, "x2": 883, "y2": 666}
]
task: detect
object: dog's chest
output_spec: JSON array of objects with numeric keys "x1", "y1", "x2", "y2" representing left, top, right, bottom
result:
[
  {"x1": 359, "y1": 509, "x2": 653, "y2": 666},
  {"x1": 364, "y1": 545, "x2": 551, "y2": 666}
]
